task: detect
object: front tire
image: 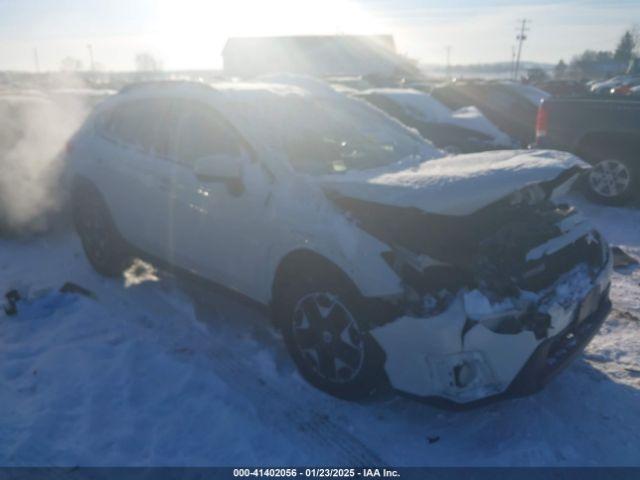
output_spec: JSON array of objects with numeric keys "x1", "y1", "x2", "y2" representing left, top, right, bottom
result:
[
  {"x1": 276, "y1": 268, "x2": 386, "y2": 400},
  {"x1": 72, "y1": 184, "x2": 131, "y2": 277}
]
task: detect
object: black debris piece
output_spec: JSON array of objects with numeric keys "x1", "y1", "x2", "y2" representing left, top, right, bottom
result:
[
  {"x1": 427, "y1": 436, "x2": 440, "y2": 444},
  {"x1": 3, "y1": 289, "x2": 21, "y2": 316},
  {"x1": 59, "y1": 282, "x2": 96, "y2": 299}
]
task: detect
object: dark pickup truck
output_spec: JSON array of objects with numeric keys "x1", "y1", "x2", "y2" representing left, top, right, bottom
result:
[{"x1": 534, "y1": 97, "x2": 640, "y2": 204}]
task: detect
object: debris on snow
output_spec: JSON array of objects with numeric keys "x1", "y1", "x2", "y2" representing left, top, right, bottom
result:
[
  {"x1": 3, "y1": 289, "x2": 21, "y2": 316},
  {"x1": 611, "y1": 246, "x2": 639, "y2": 270},
  {"x1": 59, "y1": 282, "x2": 96, "y2": 299}
]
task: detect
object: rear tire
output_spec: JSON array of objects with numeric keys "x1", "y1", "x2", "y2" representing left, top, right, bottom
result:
[
  {"x1": 275, "y1": 266, "x2": 387, "y2": 400},
  {"x1": 586, "y1": 157, "x2": 636, "y2": 206},
  {"x1": 72, "y1": 183, "x2": 132, "y2": 277}
]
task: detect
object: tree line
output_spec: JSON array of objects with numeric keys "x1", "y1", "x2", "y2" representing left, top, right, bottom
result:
[{"x1": 554, "y1": 26, "x2": 639, "y2": 80}]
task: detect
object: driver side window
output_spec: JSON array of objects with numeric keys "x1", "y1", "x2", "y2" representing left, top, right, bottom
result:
[{"x1": 174, "y1": 103, "x2": 243, "y2": 168}]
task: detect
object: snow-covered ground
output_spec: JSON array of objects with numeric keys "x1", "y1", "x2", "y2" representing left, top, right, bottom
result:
[{"x1": 0, "y1": 195, "x2": 639, "y2": 467}]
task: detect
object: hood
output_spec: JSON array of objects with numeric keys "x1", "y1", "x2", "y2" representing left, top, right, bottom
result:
[{"x1": 319, "y1": 149, "x2": 588, "y2": 216}]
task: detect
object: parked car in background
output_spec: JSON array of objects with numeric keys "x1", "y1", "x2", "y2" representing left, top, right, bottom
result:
[
  {"x1": 590, "y1": 74, "x2": 640, "y2": 96},
  {"x1": 534, "y1": 96, "x2": 640, "y2": 204},
  {"x1": 431, "y1": 81, "x2": 549, "y2": 146},
  {"x1": 352, "y1": 88, "x2": 515, "y2": 153},
  {"x1": 534, "y1": 80, "x2": 588, "y2": 97},
  {"x1": 66, "y1": 80, "x2": 612, "y2": 407}
]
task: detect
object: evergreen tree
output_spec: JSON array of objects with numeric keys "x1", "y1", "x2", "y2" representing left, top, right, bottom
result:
[{"x1": 614, "y1": 30, "x2": 636, "y2": 64}]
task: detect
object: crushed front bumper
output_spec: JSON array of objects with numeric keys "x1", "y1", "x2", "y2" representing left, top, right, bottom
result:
[
  {"x1": 508, "y1": 286, "x2": 610, "y2": 396},
  {"x1": 370, "y1": 254, "x2": 613, "y2": 408},
  {"x1": 423, "y1": 286, "x2": 611, "y2": 410}
]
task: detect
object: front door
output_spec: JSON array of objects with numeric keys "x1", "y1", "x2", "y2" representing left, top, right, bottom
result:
[{"x1": 165, "y1": 100, "x2": 274, "y2": 298}]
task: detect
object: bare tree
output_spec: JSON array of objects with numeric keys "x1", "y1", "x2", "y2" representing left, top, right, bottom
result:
[{"x1": 134, "y1": 53, "x2": 163, "y2": 72}]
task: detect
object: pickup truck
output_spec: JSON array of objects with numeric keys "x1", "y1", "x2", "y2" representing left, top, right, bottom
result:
[{"x1": 534, "y1": 97, "x2": 640, "y2": 204}]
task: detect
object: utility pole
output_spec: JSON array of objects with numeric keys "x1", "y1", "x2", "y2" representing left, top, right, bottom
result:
[
  {"x1": 33, "y1": 48, "x2": 40, "y2": 73},
  {"x1": 513, "y1": 19, "x2": 530, "y2": 81},
  {"x1": 510, "y1": 45, "x2": 516, "y2": 79},
  {"x1": 445, "y1": 45, "x2": 452, "y2": 79},
  {"x1": 87, "y1": 44, "x2": 95, "y2": 71}
]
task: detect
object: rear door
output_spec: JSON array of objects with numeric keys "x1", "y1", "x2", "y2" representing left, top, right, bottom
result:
[{"x1": 91, "y1": 98, "x2": 171, "y2": 253}]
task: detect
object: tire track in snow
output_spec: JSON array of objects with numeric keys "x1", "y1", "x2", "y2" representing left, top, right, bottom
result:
[{"x1": 98, "y1": 277, "x2": 385, "y2": 466}]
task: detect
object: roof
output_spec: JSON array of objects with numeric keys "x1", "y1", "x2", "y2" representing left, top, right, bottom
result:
[{"x1": 111, "y1": 79, "x2": 430, "y2": 165}]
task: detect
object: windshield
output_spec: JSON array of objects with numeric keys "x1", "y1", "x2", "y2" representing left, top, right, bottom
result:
[{"x1": 280, "y1": 96, "x2": 439, "y2": 175}]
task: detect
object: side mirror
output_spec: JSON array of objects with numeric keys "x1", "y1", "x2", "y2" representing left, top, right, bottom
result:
[{"x1": 193, "y1": 154, "x2": 245, "y2": 195}]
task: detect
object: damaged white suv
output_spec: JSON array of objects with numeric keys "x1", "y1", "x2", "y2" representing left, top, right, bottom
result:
[{"x1": 66, "y1": 80, "x2": 612, "y2": 407}]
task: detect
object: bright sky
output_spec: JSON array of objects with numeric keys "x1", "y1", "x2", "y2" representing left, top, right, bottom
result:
[{"x1": 0, "y1": 0, "x2": 638, "y2": 71}]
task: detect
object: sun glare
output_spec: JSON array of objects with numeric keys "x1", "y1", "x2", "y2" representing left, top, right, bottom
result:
[{"x1": 153, "y1": 0, "x2": 383, "y2": 69}]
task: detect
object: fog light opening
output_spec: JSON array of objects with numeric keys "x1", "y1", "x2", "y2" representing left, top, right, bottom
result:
[{"x1": 453, "y1": 361, "x2": 476, "y2": 388}]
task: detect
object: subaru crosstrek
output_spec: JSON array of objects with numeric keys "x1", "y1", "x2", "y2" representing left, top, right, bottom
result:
[{"x1": 65, "y1": 80, "x2": 612, "y2": 407}]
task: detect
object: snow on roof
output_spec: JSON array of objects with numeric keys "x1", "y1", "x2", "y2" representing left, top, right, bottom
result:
[
  {"x1": 358, "y1": 88, "x2": 512, "y2": 145},
  {"x1": 361, "y1": 88, "x2": 453, "y2": 123}
]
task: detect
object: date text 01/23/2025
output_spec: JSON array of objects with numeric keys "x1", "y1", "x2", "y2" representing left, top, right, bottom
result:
[{"x1": 232, "y1": 468, "x2": 401, "y2": 478}]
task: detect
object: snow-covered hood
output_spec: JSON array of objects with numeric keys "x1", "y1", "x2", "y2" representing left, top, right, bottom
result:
[{"x1": 320, "y1": 149, "x2": 588, "y2": 216}]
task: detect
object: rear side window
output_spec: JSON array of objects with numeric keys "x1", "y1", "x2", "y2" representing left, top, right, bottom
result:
[
  {"x1": 174, "y1": 104, "x2": 242, "y2": 167},
  {"x1": 97, "y1": 99, "x2": 175, "y2": 155}
]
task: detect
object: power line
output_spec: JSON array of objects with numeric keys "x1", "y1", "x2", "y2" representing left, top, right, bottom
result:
[
  {"x1": 510, "y1": 45, "x2": 516, "y2": 79},
  {"x1": 513, "y1": 19, "x2": 530, "y2": 81},
  {"x1": 33, "y1": 48, "x2": 40, "y2": 73},
  {"x1": 87, "y1": 44, "x2": 95, "y2": 72},
  {"x1": 445, "y1": 45, "x2": 452, "y2": 79}
]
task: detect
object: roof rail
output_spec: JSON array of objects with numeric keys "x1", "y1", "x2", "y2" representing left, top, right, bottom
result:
[{"x1": 119, "y1": 80, "x2": 214, "y2": 94}]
